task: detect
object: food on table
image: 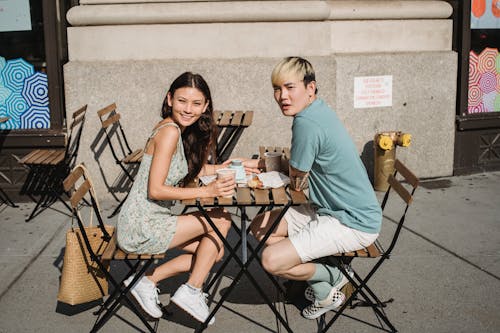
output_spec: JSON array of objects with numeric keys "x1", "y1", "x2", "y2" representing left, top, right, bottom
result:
[{"x1": 247, "y1": 175, "x2": 264, "y2": 189}]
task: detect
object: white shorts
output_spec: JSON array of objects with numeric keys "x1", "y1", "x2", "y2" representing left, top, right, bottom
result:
[{"x1": 284, "y1": 204, "x2": 379, "y2": 263}]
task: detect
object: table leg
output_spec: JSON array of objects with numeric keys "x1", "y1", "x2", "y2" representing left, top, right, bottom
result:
[
  {"x1": 204, "y1": 219, "x2": 243, "y2": 291},
  {"x1": 240, "y1": 206, "x2": 247, "y2": 264},
  {"x1": 204, "y1": 220, "x2": 285, "y2": 295},
  {"x1": 195, "y1": 202, "x2": 295, "y2": 333},
  {"x1": 239, "y1": 207, "x2": 286, "y2": 294}
]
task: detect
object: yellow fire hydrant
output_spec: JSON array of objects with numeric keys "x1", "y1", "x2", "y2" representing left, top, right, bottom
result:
[{"x1": 373, "y1": 131, "x2": 411, "y2": 191}]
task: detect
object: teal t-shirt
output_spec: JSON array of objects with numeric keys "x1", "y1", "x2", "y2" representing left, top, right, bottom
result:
[{"x1": 290, "y1": 98, "x2": 382, "y2": 234}]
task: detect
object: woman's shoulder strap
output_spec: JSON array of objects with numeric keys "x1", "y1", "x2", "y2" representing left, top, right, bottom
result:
[
  {"x1": 145, "y1": 121, "x2": 181, "y2": 151},
  {"x1": 150, "y1": 121, "x2": 180, "y2": 138}
]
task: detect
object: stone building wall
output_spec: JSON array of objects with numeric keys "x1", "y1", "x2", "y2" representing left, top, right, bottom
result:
[{"x1": 64, "y1": 0, "x2": 456, "y2": 199}]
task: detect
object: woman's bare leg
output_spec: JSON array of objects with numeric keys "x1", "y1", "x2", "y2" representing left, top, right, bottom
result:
[
  {"x1": 146, "y1": 240, "x2": 199, "y2": 284},
  {"x1": 147, "y1": 208, "x2": 231, "y2": 287},
  {"x1": 186, "y1": 230, "x2": 225, "y2": 288}
]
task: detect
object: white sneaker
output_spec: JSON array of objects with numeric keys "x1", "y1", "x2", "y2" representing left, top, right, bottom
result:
[
  {"x1": 124, "y1": 275, "x2": 163, "y2": 319},
  {"x1": 301, "y1": 287, "x2": 345, "y2": 320},
  {"x1": 304, "y1": 266, "x2": 354, "y2": 302},
  {"x1": 171, "y1": 284, "x2": 215, "y2": 325}
]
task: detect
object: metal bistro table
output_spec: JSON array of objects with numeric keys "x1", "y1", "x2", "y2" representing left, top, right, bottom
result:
[
  {"x1": 0, "y1": 116, "x2": 18, "y2": 207},
  {"x1": 181, "y1": 183, "x2": 308, "y2": 332}
]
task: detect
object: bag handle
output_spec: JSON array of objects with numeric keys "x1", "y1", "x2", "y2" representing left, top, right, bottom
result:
[{"x1": 70, "y1": 164, "x2": 105, "y2": 233}]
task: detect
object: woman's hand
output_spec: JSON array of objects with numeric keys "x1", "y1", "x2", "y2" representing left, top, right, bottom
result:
[
  {"x1": 205, "y1": 175, "x2": 236, "y2": 198},
  {"x1": 243, "y1": 158, "x2": 262, "y2": 174},
  {"x1": 223, "y1": 157, "x2": 263, "y2": 174}
]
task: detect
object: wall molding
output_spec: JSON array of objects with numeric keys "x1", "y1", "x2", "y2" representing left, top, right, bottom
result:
[{"x1": 68, "y1": 1, "x2": 452, "y2": 26}]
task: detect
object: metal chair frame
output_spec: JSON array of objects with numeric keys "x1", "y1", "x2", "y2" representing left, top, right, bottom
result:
[
  {"x1": 213, "y1": 110, "x2": 253, "y2": 164},
  {"x1": 18, "y1": 105, "x2": 87, "y2": 221},
  {"x1": 0, "y1": 186, "x2": 18, "y2": 207},
  {"x1": 317, "y1": 159, "x2": 419, "y2": 333},
  {"x1": 63, "y1": 164, "x2": 164, "y2": 333},
  {"x1": 96, "y1": 103, "x2": 143, "y2": 218},
  {"x1": 0, "y1": 117, "x2": 18, "y2": 207}
]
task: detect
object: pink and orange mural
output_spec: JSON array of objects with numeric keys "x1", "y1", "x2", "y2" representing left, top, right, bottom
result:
[
  {"x1": 468, "y1": 47, "x2": 500, "y2": 113},
  {"x1": 471, "y1": 0, "x2": 500, "y2": 28}
]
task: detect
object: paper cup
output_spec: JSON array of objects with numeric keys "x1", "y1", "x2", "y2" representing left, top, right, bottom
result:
[
  {"x1": 216, "y1": 168, "x2": 236, "y2": 197},
  {"x1": 264, "y1": 152, "x2": 282, "y2": 172}
]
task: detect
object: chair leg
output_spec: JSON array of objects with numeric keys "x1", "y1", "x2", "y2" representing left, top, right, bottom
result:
[
  {"x1": 25, "y1": 193, "x2": 50, "y2": 222},
  {"x1": 93, "y1": 261, "x2": 142, "y2": 317},
  {"x1": 22, "y1": 164, "x2": 71, "y2": 221},
  {"x1": 318, "y1": 264, "x2": 397, "y2": 333},
  {"x1": 57, "y1": 194, "x2": 73, "y2": 213},
  {"x1": 108, "y1": 193, "x2": 128, "y2": 218},
  {"x1": 0, "y1": 186, "x2": 18, "y2": 207},
  {"x1": 24, "y1": 188, "x2": 71, "y2": 222},
  {"x1": 92, "y1": 260, "x2": 158, "y2": 333},
  {"x1": 349, "y1": 269, "x2": 394, "y2": 309}
]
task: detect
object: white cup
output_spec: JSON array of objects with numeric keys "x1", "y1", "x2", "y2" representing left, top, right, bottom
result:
[
  {"x1": 216, "y1": 168, "x2": 236, "y2": 197},
  {"x1": 264, "y1": 152, "x2": 282, "y2": 172}
]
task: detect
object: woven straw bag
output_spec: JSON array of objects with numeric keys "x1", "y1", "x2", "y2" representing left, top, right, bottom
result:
[
  {"x1": 57, "y1": 166, "x2": 115, "y2": 305},
  {"x1": 57, "y1": 225, "x2": 114, "y2": 305}
]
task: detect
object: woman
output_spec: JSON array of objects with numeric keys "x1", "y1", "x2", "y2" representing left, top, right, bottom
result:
[{"x1": 117, "y1": 72, "x2": 234, "y2": 325}]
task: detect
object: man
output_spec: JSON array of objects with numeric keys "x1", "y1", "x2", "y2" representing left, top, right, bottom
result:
[{"x1": 247, "y1": 57, "x2": 382, "y2": 319}]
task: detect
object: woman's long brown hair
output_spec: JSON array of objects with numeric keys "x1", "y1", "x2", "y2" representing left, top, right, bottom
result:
[{"x1": 160, "y1": 72, "x2": 217, "y2": 183}]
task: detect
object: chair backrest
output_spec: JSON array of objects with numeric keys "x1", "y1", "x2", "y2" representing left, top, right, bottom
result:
[
  {"x1": 97, "y1": 103, "x2": 134, "y2": 163},
  {"x1": 65, "y1": 105, "x2": 88, "y2": 169},
  {"x1": 212, "y1": 110, "x2": 254, "y2": 163},
  {"x1": 63, "y1": 164, "x2": 112, "y2": 244},
  {"x1": 380, "y1": 159, "x2": 419, "y2": 256}
]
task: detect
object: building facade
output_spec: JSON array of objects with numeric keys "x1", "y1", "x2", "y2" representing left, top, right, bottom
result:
[{"x1": 0, "y1": 0, "x2": 498, "y2": 200}]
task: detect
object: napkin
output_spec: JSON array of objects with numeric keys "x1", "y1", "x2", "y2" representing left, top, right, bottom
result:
[
  {"x1": 199, "y1": 175, "x2": 216, "y2": 185},
  {"x1": 200, "y1": 172, "x2": 290, "y2": 188},
  {"x1": 257, "y1": 171, "x2": 290, "y2": 188}
]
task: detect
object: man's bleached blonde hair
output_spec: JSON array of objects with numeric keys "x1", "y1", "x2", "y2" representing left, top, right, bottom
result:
[{"x1": 271, "y1": 57, "x2": 316, "y2": 89}]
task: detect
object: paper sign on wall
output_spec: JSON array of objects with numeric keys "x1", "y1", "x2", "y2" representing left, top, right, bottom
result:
[
  {"x1": 0, "y1": 0, "x2": 32, "y2": 32},
  {"x1": 354, "y1": 75, "x2": 392, "y2": 109}
]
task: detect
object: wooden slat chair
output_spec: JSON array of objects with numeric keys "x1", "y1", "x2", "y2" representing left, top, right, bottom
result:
[
  {"x1": 213, "y1": 110, "x2": 253, "y2": 163},
  {"x1": 18, "y1": 105, "x2": 87, "y2": 221},
  {"x1": 0, "y1": 115, "x2": 18, "y2": 207},
  {"x1": 97, "y1": 103, "x2": 144, "y2": 218},
  {"x1": 63, "y1": 164, "x2": 165, "y2": 333},
  {"x1": 316, "y1": 159, "x2": 419, "y2": 333}
]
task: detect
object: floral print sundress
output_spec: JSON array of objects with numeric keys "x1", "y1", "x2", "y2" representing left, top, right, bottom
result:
[{"x1": 117, "y1": 122, "x2": 188, "y2": 254}]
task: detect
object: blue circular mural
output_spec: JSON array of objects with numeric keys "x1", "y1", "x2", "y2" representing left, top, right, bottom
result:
[{"x1": 0, "y1": 56, "x2": 50, "y2": 129}]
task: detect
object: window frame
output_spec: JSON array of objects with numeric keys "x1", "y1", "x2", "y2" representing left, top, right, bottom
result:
[{"x1": 0, "y1": 0, "x2": 71, "y2": 148}]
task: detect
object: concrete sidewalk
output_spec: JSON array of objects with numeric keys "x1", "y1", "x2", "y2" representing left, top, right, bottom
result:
[{"x1": 0, "y1": 171, "x2": 499, "y2": 333}]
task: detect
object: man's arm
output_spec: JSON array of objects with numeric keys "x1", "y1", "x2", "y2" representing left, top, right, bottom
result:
[{"x1": 289, "y1": 165, "x2": 309, "y2": 191}]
